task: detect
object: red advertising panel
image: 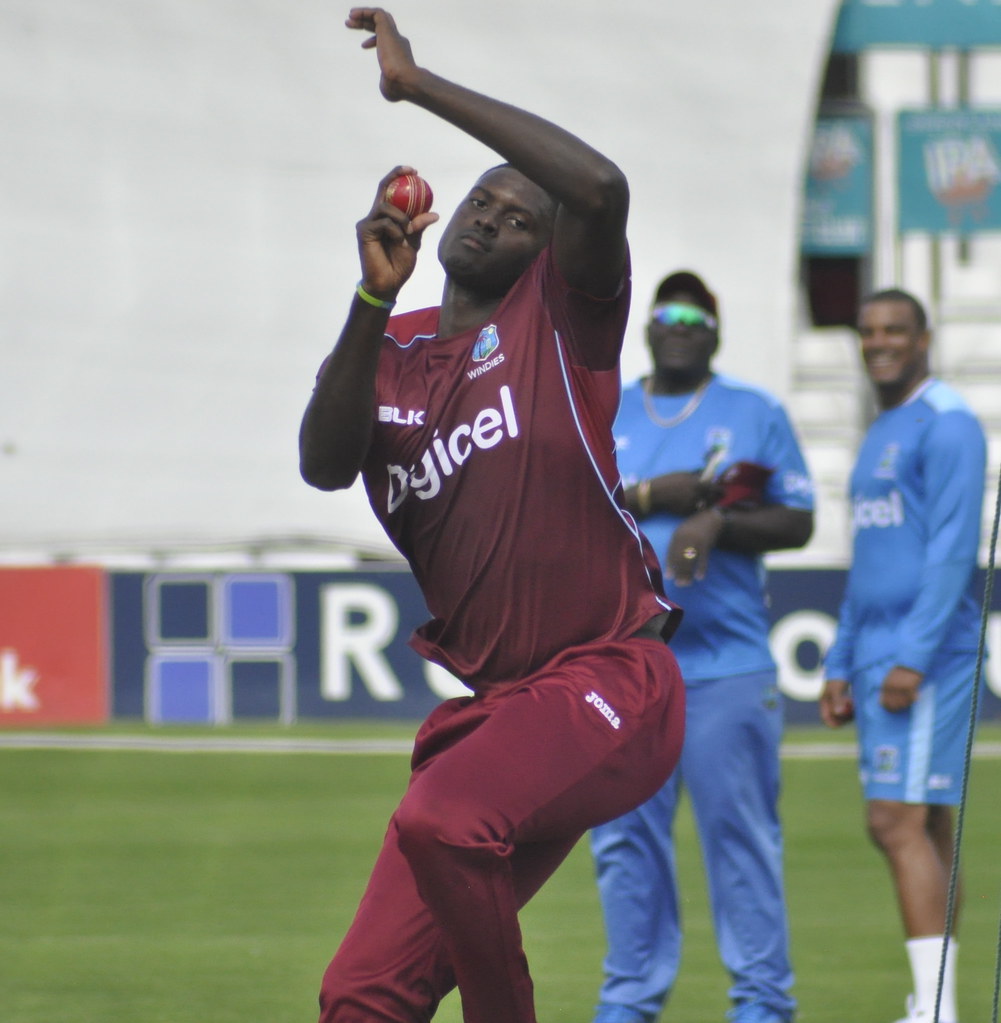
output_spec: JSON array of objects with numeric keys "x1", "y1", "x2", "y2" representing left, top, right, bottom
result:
[{"x1": 0, "y1": 567, "x2": 109, "y2": 726}]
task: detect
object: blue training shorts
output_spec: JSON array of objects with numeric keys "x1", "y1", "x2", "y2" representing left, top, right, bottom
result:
[{"x1": 852, "y1": 652, "x2": 982, "y2": 804}]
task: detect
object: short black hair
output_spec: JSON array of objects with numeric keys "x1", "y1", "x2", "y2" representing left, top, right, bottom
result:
[
  {"x1": 478, "y1": 163, "x2": 558, "y2": 226},
  {"x1": 860, "y1": 288, "x2": 928, "y2": 332}
]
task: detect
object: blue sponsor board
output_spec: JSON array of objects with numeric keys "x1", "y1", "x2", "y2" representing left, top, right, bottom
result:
[
  {"x1": 898, "y1": 109, "x2": 1001, "y2": 233},
  {"x1": 802, "y1": 113, "x2": 874, "y2": 255},
  {"x1": 832, "y1": 0, "x2": 1001, "y2": 53},
  {"x1": 111, "y1": 568, "x2": 470, "y2": 724},
  {"x1": 110, "y1": 567, "x2": 1001, "y2": 725}
]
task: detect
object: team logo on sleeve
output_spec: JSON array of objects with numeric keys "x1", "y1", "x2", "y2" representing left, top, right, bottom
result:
[{"x1": 782, "y1": 471, "x2": 814, "y2": 500}]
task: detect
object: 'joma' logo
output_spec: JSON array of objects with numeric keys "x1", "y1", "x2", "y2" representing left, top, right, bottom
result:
[{"x1": 585, "y1": 690, "x2": 621, "y2": 730}]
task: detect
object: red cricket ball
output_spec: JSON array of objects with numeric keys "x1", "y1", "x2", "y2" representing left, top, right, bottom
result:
[{"x1": 385, "y1": 174, "x2": 434, "y2": 218}]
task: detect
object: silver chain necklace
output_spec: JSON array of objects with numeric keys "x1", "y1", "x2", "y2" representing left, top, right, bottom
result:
[{"x1": 641, "y1": 375, "x2": 712, "y2": 429}]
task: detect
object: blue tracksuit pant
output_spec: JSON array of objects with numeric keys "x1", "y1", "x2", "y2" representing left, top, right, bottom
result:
[{"x1": 589, "y1": 669, "x2": 794, "y2": 1020}]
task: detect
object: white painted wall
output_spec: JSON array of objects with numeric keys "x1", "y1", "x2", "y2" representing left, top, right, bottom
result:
[{"x1": 0, "y1": 0, "x2": 847, "y2": 561}]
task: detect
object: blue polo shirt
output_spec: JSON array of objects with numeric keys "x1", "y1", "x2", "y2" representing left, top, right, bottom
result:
[
  {"x1": 824, "y1": 379, "x2": 986, "y2": 679},
  {"x1": 615, "y1": 373, "x2": 813, "y2": 681}
]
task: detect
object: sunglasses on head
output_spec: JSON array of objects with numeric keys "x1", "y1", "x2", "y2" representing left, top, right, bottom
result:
[{"x1": 650, "y1": 302, "x2": 718, "y2": 330}]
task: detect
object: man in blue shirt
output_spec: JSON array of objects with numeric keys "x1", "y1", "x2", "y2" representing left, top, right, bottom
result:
[
  {"x1": 590, "y1": 271, "x2": 814, "y2": 1023},
  {"x1": 821, "y1": 288, "x2": 986, "y2": 1023}
]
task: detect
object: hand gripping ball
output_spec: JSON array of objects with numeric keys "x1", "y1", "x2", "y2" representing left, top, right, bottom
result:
[{"x1": 385, "y1": 173, "x2": 434, "y2": 218}]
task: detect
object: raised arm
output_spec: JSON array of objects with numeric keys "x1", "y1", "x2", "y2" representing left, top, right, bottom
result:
[
  {"x1": 298, "y1": 166, "x2": 439, "y2": 490},
  {"x1": 346, "y1": 7, "x2": 629, "y2": 297}
]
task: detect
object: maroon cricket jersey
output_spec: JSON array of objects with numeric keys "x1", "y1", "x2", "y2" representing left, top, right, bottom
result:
[{"x1": 361, "y1": 247, "x2": 679, "y2": 690}]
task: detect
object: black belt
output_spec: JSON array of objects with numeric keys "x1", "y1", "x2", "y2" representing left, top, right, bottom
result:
[{"x1": 630, "y1": 612, "x2": 669, "y2": 642}]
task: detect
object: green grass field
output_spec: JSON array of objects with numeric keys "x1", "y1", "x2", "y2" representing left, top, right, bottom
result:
[{"x1": 1, "y1": 724, "x2": 999, "y2": 1023}]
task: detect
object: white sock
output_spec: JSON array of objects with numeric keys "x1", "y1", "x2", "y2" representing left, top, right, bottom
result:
[{"x1": 906, "y1": 935, "x2": 958, "y2": 1022}]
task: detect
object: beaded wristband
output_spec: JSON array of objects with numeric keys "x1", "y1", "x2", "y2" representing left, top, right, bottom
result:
[{"x1": 356, "y1": 282, "x2": 396, "y2": 310}]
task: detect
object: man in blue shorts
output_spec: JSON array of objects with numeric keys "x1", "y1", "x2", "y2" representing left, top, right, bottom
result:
[
  {"x1": 299, "y1": 10, "x2": 685, "y2": 1023},
  {"x1": 589, "y1": 271, "x2": 814, "y2": 1023},
  {"x1": 821, "y1": 288, "x2": 987, "y2": 1023}
]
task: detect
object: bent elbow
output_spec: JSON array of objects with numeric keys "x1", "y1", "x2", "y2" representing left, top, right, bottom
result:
[
  {"x1": 583, "y1": 161, "x2": 629, "y2": 218},
  {"x1": 768, "y1": 509, "x2": 815, "y2": 552},
  {"x1": 562, "y1": 159, "x2": 629, "y2": 221},
  {"x1": 792, "y1": 514, "x2": 815, "y2": 549},
  {"x1": 299, "y1": 457, "x2": 358, "y2": 492}
]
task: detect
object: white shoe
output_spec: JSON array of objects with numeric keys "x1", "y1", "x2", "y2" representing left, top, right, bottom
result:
[{"x1": 892, "y1": 994, "x2": 958, "y2": 1023}]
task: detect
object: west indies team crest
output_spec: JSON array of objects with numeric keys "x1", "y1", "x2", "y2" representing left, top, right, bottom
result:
[
  {"x1": 705, "y1": 428, "x2": 732, "y2": 458},
  {"x1": 472, "y1": 324, "x2": 500, "y2": 362},
  {"x1": 874, "y1": 442, "x2": 900, "y2": 480},
  {"x1": 873, "y1": 744, "x2": 900, "y2": 781}
]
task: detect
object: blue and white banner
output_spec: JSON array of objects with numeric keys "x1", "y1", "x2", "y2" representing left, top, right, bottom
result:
[
  {"x1": 898, "y1": 109, "x2": 1001, "y2": 233},
  {"x1": 109, "y1": 567, "x2": 1001, "y2": 726},
  {"x1": 802, "y1": 112, "x2": 874, "y2": 255}
]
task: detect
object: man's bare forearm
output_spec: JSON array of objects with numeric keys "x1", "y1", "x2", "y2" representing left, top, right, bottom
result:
[
  {"x1": 299, "y1": 297, "x2": 391, "y2": 490},
  {"x1": 398, "y1": 68, "x2": 625, "y2": 215}
]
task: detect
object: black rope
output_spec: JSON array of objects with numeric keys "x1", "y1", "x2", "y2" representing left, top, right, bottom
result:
[
  {"x1": 934, "y1": 459, "x2": 1001, "y2": 1023},
  {"x1": 993, "y1": 893, "x2": 1001, "y2": 1023}
]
